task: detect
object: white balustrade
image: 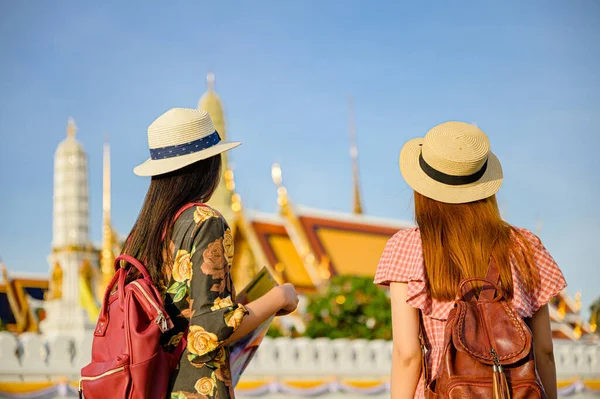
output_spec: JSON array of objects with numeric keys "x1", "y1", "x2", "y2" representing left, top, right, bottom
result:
[{"x1": 0, "y1": 332, "x2": 598, "y2": 382}]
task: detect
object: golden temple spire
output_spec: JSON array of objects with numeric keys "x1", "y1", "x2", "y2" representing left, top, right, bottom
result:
[
  {"x1": 271, "y1": 163, "x2": 326, "y2": 283},
  {"x1": 199, "y1": 72, "x2": 225, "y2": 140},
  {"x1": 66, "y1": 117, "x2": 77, "y2": 137},
  {"x1": 199, "y1": 72, "x2": 233, "y2": 221},
  {"x1": 99, "y1": 136, "x2": 115, "y2": 297},
  {"x1": 348, "y1": 96, "x2": 363, "y2": 214}
]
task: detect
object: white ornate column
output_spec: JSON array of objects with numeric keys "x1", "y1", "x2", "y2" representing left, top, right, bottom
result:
[{"x1": 40, "y1": 117, "x2": 92, "y2": 339}]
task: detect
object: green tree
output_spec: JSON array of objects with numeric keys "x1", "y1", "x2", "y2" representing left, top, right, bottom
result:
[{"x1": 304, "y1": 275, "x2": 392, "y2": 340}]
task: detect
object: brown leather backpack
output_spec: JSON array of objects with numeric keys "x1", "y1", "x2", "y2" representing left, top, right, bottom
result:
[{"x1": 421, "y1": 261, "x2": 546, "y2": 399}]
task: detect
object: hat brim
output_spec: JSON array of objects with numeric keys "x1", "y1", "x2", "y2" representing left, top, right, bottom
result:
[
  {"x1": 399, "y1": 138, "x2": 503, "y2": 204},
  {"x1": 134, "y1": 141, "x2": 241, "y2": 177}
]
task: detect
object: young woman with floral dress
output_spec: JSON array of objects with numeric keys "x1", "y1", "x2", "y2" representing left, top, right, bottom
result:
[{"x1": 126, "y1": 108, "x2": 299, "y2": 399}]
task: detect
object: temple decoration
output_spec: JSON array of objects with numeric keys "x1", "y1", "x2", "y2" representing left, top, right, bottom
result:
[
  {"x1": 348, "y1": 96, "x2": 364, "y2": 215},
  {"x1": 272, "y1": 163, "x2": 324, "y2": 283},
  {"x1": 0, "y1": 265, "x2": 40, "y2": 333},
  {"x1": 79, "y1": 260, "x2": 99, "y2": 323},
  {"x1": 47, "y1": 262, "x2": 63, "y2": 300},
  {"x1": 573, "y1": 323, "x2": 582, "y2": 340},
  {"x1": 558, "y1": 299, "x2": 567, "y2": 319}
]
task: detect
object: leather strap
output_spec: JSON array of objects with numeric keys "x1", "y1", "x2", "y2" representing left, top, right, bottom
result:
[
  {"x1": 161, "y1": 202, "x2": 206, "y2": 241},
  {"x1": 479, "y1": 258, "x2": 501, "y2": 302}
]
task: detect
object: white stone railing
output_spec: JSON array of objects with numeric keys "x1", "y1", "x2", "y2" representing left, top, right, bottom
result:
[{"x1": 0, "y1": 332, "x2": 598, "y2": 381}]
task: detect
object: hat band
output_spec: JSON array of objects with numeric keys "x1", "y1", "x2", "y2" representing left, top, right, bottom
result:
[
  {"x1": 149, "y1": 131, "x2": 221, "y2": 160},
  {"x1": 419, "y1": 153, "x2": 488, "y2": 186}
]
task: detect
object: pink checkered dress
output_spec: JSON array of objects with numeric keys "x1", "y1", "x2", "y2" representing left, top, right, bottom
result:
[{"x1": 374, "y1": 227, "x2": 566, "y2": 399}]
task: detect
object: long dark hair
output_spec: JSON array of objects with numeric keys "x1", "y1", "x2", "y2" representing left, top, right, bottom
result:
[{"x1": 122, "y1": 155, "x2": 222, "y2": 286}]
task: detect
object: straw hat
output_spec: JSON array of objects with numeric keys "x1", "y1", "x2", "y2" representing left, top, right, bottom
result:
[
  {"x1": 400, "y1": 121, "x2": 503, "y2": 204},
  {"x1": 134, "y1": 108, "x2": 240, "y2": 176}
]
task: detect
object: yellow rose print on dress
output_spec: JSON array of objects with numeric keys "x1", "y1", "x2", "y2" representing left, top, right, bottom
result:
[
  {"x1": 223, "y1": 228, "x2": 234, "y2": 266},
  {"x1": 194, "y1": 376, "x2": 216, "y2": 396},
  {"x1": 193, "y1": 206, "x2": 220, "y2": 224},
  {"x1": 187, "y1": 325, "x2": 219, "y2": 356},
  {"x1": 173, "y1": 250, "x2": 193, "y2": 282},
  {"x1": 224, "y1": 305, "x2": 247, "y2": 330},
  {"x1": 211, "y1": 296, "x2": 234, "y2": 311},
  {"x1": 168, "y1": 332, "x2": 184, "y2": 347}
]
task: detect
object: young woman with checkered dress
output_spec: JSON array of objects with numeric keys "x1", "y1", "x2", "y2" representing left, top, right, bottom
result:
[{"x1": 375, "y1": 122, "x2": 566, "y2": 399}]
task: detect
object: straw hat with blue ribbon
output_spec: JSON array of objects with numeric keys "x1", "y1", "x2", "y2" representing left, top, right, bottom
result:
[
  {"x1": 400, "y1": 121, "x2": 503, "y2": 204},
  {"x1": 134, "y1": 108, "x2": 240, "y2": 177}
]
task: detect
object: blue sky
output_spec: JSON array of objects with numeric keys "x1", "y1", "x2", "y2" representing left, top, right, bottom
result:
[{"x1": 0, "y1": 1, "x2": 598, "y2": 312}]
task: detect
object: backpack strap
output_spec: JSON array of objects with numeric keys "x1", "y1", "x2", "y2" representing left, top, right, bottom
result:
[
  {"x1": 478, "y1": 258, "x2": 501, "y2": 302},
  {"x1": 161, "y1": 202, "x2": 206, "y2": 241},
  {"x1": 174, "y1": 202, "x2": 205, "y2": 221}
]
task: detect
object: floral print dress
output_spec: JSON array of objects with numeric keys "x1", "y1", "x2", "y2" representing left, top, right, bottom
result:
[{"x1": 159, "y1": 205, "x2": 248, "y2": 399}]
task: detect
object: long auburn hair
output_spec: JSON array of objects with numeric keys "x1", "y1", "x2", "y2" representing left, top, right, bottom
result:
[
  {"x1": 122, "y1": 155, "x2": 222, "y2": 286},
  {"x1": 414, "y1": 191, "x2": 540, "y2": 301}
]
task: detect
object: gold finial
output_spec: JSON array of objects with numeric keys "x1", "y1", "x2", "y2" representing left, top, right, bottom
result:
[
  {"x1": 67, "y1": 117, "x2": 77, "y2": 137},
  {"x1": 272, "y1": 162, "x2": 283, "y2": 185},
  {"x1": 348, "y1": 96, "x2": 363, "y2": 214},
  {"x1": 207, "y1": 72, "x2": 216, "y2": 92},
  {"x1": 272, "y1": 163, "x2": 289, "y2": 211},
  {"x1": 591, "y1": 308, "x2": 598, "y2": 333}
]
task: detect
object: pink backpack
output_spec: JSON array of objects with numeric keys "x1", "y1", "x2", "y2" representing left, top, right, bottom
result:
[{"x1": 79, "y1": 204, "x2": 200, "y2": 398}]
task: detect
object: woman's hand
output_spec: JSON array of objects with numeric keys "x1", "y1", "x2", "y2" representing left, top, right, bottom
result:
[
  {"x1": 275, "y1": 283, "x2": 299, "y2": 316},
  {"x1": 224, "y1": 283, "x2": 299, "y2": 345}
]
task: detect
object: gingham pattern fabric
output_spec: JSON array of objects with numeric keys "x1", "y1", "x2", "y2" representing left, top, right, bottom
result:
[{"x1": 375, "y1": 227, "x2": 566, "y2": 398}]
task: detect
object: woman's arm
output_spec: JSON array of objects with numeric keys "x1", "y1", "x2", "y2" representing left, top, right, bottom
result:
[
  {"x1": 224, "y1": 283, "x2": 298, "y2": 345},
  {"x1": 390, "y1": 282, "x2": 422, "y2": 399},
  {"x1": 526, "y1": 304, "x2": 557, "y2": 399}
]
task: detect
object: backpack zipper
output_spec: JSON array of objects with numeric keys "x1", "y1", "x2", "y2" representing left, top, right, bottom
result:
[
  {"x1": 79, "y1": 366, "x2": 125, "y2": 389},
  {"x1": 130, "y1": 281, "x2": 170, "y2": 332}
]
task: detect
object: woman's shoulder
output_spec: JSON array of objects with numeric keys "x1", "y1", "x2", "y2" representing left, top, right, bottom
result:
[
  {"x1": 510, "y1": 226, "x2": 543, "y2": 248},
  {"x1": 509, "y1": 226, "x2": 567, "y2": 318},
  {"x1": 175, "y1": 204, "x2": 229, "y2": 231},
  {"x1": 387, "y1": 227, "x2": 421, "y2": 247},
  {"x1": 375, "y1": 227, "x2": 423, "y2": 285}
]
